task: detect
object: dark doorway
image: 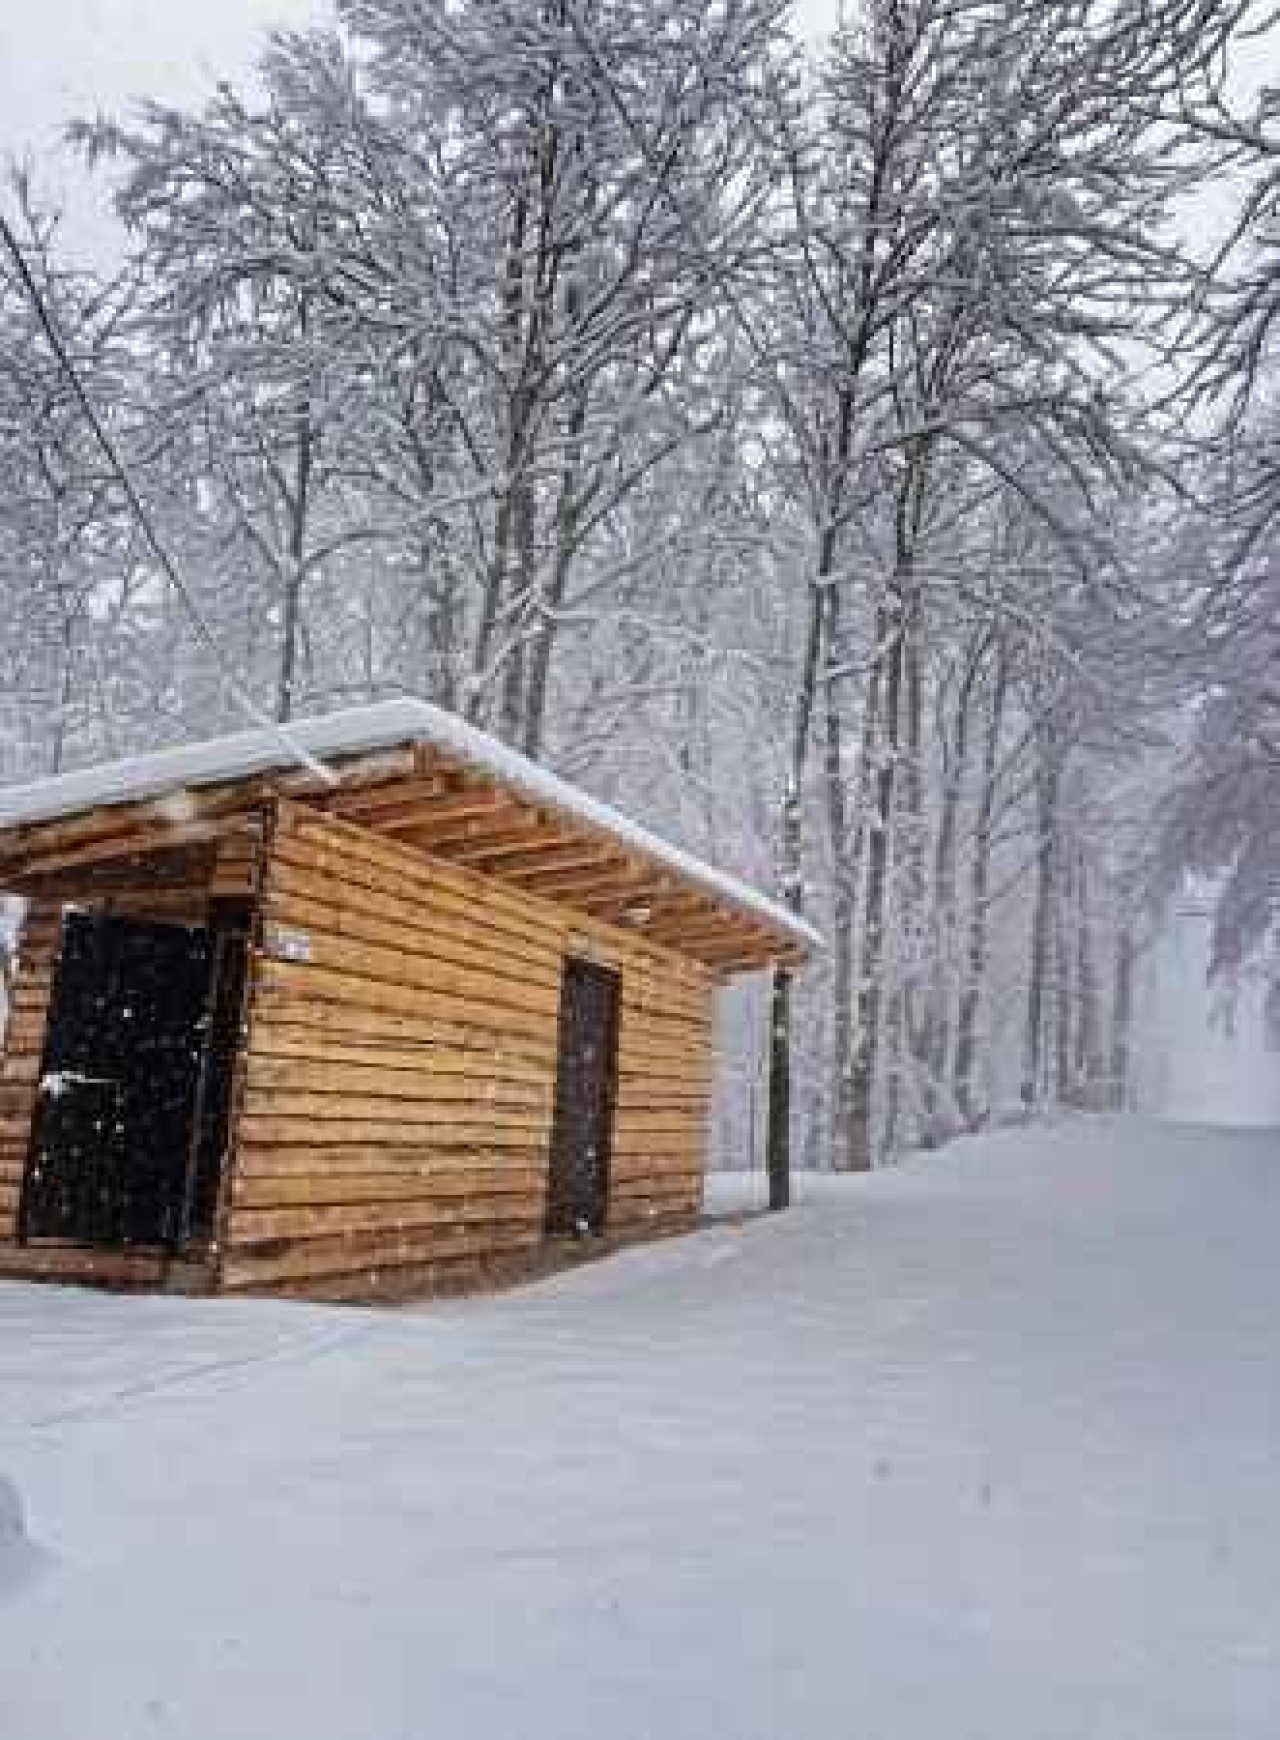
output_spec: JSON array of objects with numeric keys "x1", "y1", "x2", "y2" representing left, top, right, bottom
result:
[
  {"x1": 19, "y1": 908, "x2": 249, "y2": 1250},
  {"x1": 546, "y1": 957, "x2": 620, "y2": 1237}
]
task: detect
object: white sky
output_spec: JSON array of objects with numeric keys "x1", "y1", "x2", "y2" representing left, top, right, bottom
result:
[
  {"x1": 0, "y1": 0, "x2": 840, "y2": 261},
  {"x1": 0, "y1": 0, "x2": 329, "y2": 258}
]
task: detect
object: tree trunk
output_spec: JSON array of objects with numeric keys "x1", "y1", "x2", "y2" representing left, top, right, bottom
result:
[
  {"x1": 767, "y1": 389, "x2": 854, "y2": 1202},
  {"x1": 424, "y1": 546, "x2": 462, "y2": 710},
  {"x1": 1075, "y1": 848, "x2": 1102, "y2": 1103},
  {"x1": 766, "y1": 595, "x2": 823, "y2": 1210},
  {"x1": 276, "y1": 406, "x2": 314, "y2": 724},
  {"x1": 50, "y1": 603, "x2": 75, "y2": 774},
  {"x1": 899, "y1": 599, "x2": 929, "y2": 1128},
  {"x1": 498, "y1": 479, "x2": 536, "y2": 741},
  {"x1": 844, "y1": 587, "x2": 907, "y2": 1172},
  {"x1": 522, "y1": 307, "x2": 589, "y2": 759},
  {"x1": 1110, "y1": 922, "x2": 1136, "y2": 1111},
  {"x1": 922, "y1": 629, "x2": 985, "y2": 1105},
  {"x1": 954, "y1": 636, "x2": 1008, "y2": 1125},
  {"x1": 470, "y1": 184, "x2": 531, "y2": 722},
  {"x1": 824, "y1": 584, "x2": 860, "y2": 1173},
  {"x1": 882, "y1": 988, "x2": 906, "y2": 1157},
  {"x1": 1054, "y1": 839, "x2": 1074, "y2": 1105},
  {"x1": 1022, "y1": 726, "x2": 1061, "y2": 1110},
  {"x1": 845, "y1": 453, "x2": 924, "y2": 1172}
]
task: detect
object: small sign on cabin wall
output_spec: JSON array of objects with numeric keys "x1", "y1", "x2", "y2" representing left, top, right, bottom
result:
[{"x1": 262, "y1": 923, "x2": 313, "y2": 964}]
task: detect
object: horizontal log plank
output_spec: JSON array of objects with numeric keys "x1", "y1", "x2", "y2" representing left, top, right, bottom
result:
[
  {"x1": 0, "y1": 1052, "x2": 42, "y2": 1087},
  {"x1": 248, "y1": 1008, "x2": 557, "y2": 1067},
  {"x1": 235, "y1": 1113, "x2": 552, "y2": 1148},
  {"x1": 220, "y1": 1222, "x2": 542, "y2": 1289},
  {"x1": 233, "y1": 1169, "x2": 547, "y2": 1209},
  {"x1": 227, "y1": 1196, "x2": 545, "y2": 1246},
  {"x1": 252, "y1": 963, "x2": 556, "y2": 1044},
  {"x1": 237, "y1": 1246, "x2": 555, "y2": 1303},
  {"x1": 610, "y1": 1158, "x2": 705, "y2": 1186},
  {"x1": 0, "y1": 1244, "x2": 181, "y2": 1287},
  {"x1": 238, "y1": 1091, "x2": 555, "y2": 1131},
  {"x1": 240, "y1": 1080, "x2": 553, "y2": 1121},
  {"x1": 610, "y1": 1174, "x2": 702, "y2": 1198},
  {"x1": 0, "y1": 1083, "x2": 43, "y2": 1119},
  {"x1": 245, "y1": 1049, "x2": 553, "y2": 1096},
  {"x1": 232, "y1": 1143, "x2": 549, "y2": 1180}
]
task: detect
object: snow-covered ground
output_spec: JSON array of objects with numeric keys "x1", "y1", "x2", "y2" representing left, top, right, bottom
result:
[{"x1": 3, "y1": 1117, "x2": 1279, "y2": 1739}]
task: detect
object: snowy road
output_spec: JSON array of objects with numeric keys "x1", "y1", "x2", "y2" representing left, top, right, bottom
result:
[{"x1": 3, "y1": 1118, "x2": 1279, "y2": 1739}]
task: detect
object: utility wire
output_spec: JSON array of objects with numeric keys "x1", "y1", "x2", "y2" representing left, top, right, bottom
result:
[{"x1": 0, "y1": 206, "x2": 336, "y2": 785}]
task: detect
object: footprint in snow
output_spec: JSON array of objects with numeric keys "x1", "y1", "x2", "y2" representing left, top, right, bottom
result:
[{"x1": 0, "y1": 1473, "x2": 49, "y2": 1600}]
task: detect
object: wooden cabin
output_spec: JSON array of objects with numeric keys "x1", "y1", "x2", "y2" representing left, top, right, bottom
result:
[{"x1": 0, "y1": 701, "x2": 815, "y2": 1301}]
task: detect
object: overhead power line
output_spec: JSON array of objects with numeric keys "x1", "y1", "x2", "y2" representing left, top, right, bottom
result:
[{"x1": 0, "y1": 205, "x2": 335, "y2": 786}]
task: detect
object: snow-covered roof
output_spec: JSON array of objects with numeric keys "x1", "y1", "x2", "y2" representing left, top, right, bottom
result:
[{"x1": 0, "y1": 700, "x2": 820, "y2": 955}]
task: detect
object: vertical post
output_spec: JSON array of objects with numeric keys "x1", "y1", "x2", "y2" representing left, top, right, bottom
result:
[
  {"x1": 1110, "y1": 924, "x2": 1135, "y2": 1112},
  {"x1": 177, "y1": 928, "x2": 230, "y2": 1249},
  {"x1": 766, "y1": 966, "x2": 792, "y2": 1211}
]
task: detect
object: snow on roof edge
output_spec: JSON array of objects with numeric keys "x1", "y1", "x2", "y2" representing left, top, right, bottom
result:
[{"x1": 0, "y1": 700, "x2": 821, "y2": 956}]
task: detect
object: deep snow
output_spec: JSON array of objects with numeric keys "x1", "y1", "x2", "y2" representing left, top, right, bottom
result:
[{"x1": 3, "y1": 1118, "x2": 1279, "y2": 1739}]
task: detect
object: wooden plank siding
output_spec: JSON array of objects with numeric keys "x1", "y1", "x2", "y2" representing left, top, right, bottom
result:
[
  {"x1": 216, "y1": 802, "x2": 712, "y2": 1300},
  {"x1": 0, "y1": 901, "x2": 61, "y2": 1244}
]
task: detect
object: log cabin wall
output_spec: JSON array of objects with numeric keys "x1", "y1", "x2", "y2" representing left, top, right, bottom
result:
[{"x1": 218, "y1": 801, "x2": 713, "y2": 1301}]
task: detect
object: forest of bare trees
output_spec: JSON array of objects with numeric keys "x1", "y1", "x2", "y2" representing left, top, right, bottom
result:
[{"x1": 2, "y1": 0, "x2": 1277, "y2": 1168}]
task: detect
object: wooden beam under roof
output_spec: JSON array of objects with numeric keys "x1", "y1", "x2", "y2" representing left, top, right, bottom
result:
[
  {"x1": 7, "y1": 841, "x2": 220, "y2": 901},
  {"x1": 387, "y1": 803, "x2": 543, "y2": 853},
  {"x1": 505, "y1": 859, "x2": 657, "y2": 906},
  {"x1": 323, "y1": 771, "x2": 457, "y2": 821},
  {"x1": 575, "y1": 876, "x2": 678, "y2": 915},
  {"x1": 478, "y1": 841, "x2": 618, "y2": 879},
  {"x1": 644, "y1": 913, "x2": 773, "y2": 952},
  {"x1": 0, "y1": 782, "x2": 246, "y2": 872},
  {"x1": 5, "y1": 815, "x2": 253, "y2": 888},
  {"x1": 445, "y1": 822, "x2": 591, "y2": 868},
  {"x1": 327, "y1": 779, "x2": 510, "y2": 835}
]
